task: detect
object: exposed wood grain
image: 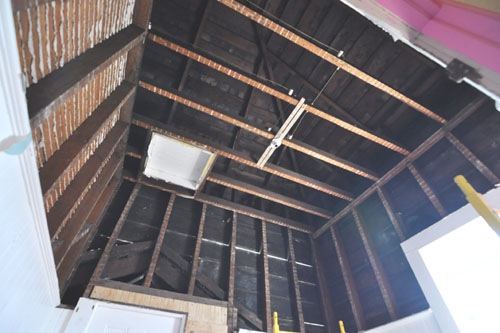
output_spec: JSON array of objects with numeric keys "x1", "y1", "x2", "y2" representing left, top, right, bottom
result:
[
  {"x1": 148, "y1": 33, "x2": 410, "y2": 155},
  {"x1": 407, "y1": 164, "x2": 447, "y2": 217},
  {"x1": 27, "y1": 25, "x2": 144, "y2": 126},
  {"x1": 84, "y1": 183, "x2": 142, "y2": 297},
  {"x1": 261, "y1": 221, "x2": 272, "y2": 332},
  {"x1": 376, "y1": 187, "x2": 406, "y2": 241},
  {"x1": 330, "y1": 226, "x2": 365, "y2": 331},
  {"x1": 446, "y1": 133, "x2": 500, "y2": 185},
  {"x1": 310, "y1": 236, "x2": 335, "y2": 333},
  {"x1": 217, "y1": 0, "x2": 446, "y2": 124},
  {"x1": 314, "y1": 95, "x2": 488, "y2": 238},
  {"x1": 352, "y1": 208, "x2": 398, "y2": 320},
  {"x1": 140, "y1": 81, "x2": 377, "y2": 181},
  {"x1": 46, "y1": 122, "x2": 128, "y2": 239},
  {"x1": 287, "y1": 229, "x2": 305, "y2": 333},
  {"x1": 144, "y1": 194, "x2": 176, "y2": 287},
  {"x1": 208, "y1": 173, "x2": 333, "y2": 218},
  {"x1": 133, "y1": 114, "x2": 351, "y2": 200},
  {"x1": 188, "y1": 204, "x2": 207, "y2": 294},
  {"x1": 228, "y1": 211, "x2": 237, "y2": 305}
]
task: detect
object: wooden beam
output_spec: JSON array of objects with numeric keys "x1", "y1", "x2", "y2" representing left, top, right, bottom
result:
[
  {"x1": 84, "y1": 183, "x2": 142, "y2": 297},
  {"x1": 208, "y1": 173, "x2": 333, "y2": 219},
  {"x1": 198, "y1": 193, "x2": 313, "y2": 233},
  {"x1": 376, "y1": 187, "x2": 406, "y2": 241},
  {"x1": 148, "y1": 33, "x2": 410, "y2": 155},
  {"x1": 53, "y1": 151, "x2": 123, "y2": 264},
  {"x1": 124, "y1": 173, "x2": 314, "y2": 233},
  {"x1": 39, "y1": 82, "x2": 135, "y2": 199},
  {"x1": 287, "y1": 229, "x2": 305, "y2": 333},
  {"x1": 188, "y1": 204, "x2": 207, "y2": 294},
  {"x1": 351, "y1": 208, "x2": 398, "y2": 320},
  {"x1": 310, "y1": 236, "x2": 335, "y2": 333},
  {"x1": 217, "y1": 0, "x2": 446, "y2": 124},
  {"x1": 47, "y1": 122, "x2": 128, "y2": 239},
  {"x1": 133, "y1": 114, "x2": 352, "y2": 200},
  {"x1": 161, "y1": 246, "x2": 264, "y2": 330},
  {"x1": 57, "y1": 177, "x2": 122, "y2": 293},
  {"x1": 167, "y1": 0, "x2": 212, "y2": 124},
  {"x1": 313, "y1": 95, "x2": 488, "y2": 238},
  {"x1": 140, "y1": 82, "x2": 377, "y2": 181},
  {"x1": 228, "y1": 211, "x2": 238, "y2": 305},
  {"x1": 407, "y1": 163, "x2": 447, "y2": 217},
  {"x1": 27, "y1": 25, "x2": 144, "y2": 126},
  {"x1": 144, "y1": 194, "x2": 176, "y2": 287},
  {"x1": 81, "y1": 240, "x2": 156, "y2": 265},
  {"x1": 266, "y1": 50, "x2": 367, "y2": 129},
  {"x1": 330, "y1": 226, "x2": 365, "y2": 331},
  {"x1": 446, "y1": 133, "x2": 500, "y2": 185},
  {"x1": 261, "y1": 221, "x2": 273, "y2": 332}
]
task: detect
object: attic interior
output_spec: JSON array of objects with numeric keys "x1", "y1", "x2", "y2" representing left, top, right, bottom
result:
[{"x1": 11, "y1": 0, "x2": 500, "y2": 332}]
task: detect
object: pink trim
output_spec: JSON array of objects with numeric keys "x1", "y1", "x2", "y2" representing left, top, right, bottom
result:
[{"x1": 374, "y1": 0, "x2": 500, "y2": 73}]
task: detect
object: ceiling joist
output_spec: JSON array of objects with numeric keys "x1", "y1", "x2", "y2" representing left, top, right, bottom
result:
[
  {"x1": 148, "y1": 33, "x2": 410, "y2": 156},
  {"x1": 314, "y1": 95, "x2": 488, "y2": 238},
  {"x1": 139, "y1": 81, "x2": 378, "y2": 180},
  {"x1": 132, "y1": 114, "x2": 354, "y2": 200},
  {"x1": 217, "y1": 0, "x2": 446, "y2": 124},
  {"x1": 207, "y1": 172, "x2": 333, "y2": 219}
]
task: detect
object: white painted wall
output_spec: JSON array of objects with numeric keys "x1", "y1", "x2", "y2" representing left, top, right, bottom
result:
[
  {"x1": 363, "y1": 310, "x2": 441, "y2": 333},
  {"x1": 0, "y1": 1, "x2": 72, "y2": 332}
]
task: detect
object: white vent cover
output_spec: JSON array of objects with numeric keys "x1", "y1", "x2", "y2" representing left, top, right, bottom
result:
[{"x1": 143, "y1": 133, "x2": 215, "y2": 190}]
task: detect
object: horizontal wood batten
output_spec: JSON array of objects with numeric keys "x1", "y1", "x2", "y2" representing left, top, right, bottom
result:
[
  {"x1": 207, "y1": 173, "x2": 333, "y2": 219},
  {"x1": 314, "y1": 96, "x2": 488, "y2": 238},
  {"x1": 217, "y1": 0, "x2": 446, "y2": 124},
  {"x1": 140, "y1": 81, "x2": 378, "y2": 181},
  {"x1": 132, "y1": 115, "x2": 353, "y2": 200},
  {"x1": 148, "y1": 33, "x2": 411, "y2": 156}
]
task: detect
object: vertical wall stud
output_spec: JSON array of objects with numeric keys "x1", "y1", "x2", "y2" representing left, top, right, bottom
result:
[
  {"x1": 188, "y1": 203, "x2": 207, "y2": 294},
  {"x1": 143, "y1": 194, "x2": 176, "y2": 287}
]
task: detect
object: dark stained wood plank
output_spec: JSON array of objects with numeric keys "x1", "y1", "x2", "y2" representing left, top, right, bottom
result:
[
  {"x1": 47, "y1": 122, "x2": 128, "y2": 239},
  {"x1": 228, "y1": 211, "x2": 238, "y2": 305},
  {"x1": 376, "y1": 187, "x2": 406, "y2": 241},
  {"x1": 39, "y1": 82, "x2": 135, "y2": 196},
  {"x1": 84, "y1": 183, "x2": 142, "y2": 297},
  {"x1": 218, "y1": 0, "x2": 445, "y2": 124},
  {"x1": 27, "y1": 25, "x2": 144, "y2": 126},
  {"x1": 446, "y1": 133, "x2": 500, "y2": 185},
  {"x1": 208, "y1": 173, "x2": 333, "y2": 219},
  {"x1": 314, "y1": 95, "x2": 488, "y2": 238},
  {"x1": 351, "y1": 208, "x2": 398, "y2": 320},
  {"x1": 132, "y1": 0, "x2": 153, "y2": 30},
  {"x1": 197, "y1": 193, "x2": 313, "y2": 233},
  {"x1": 330, "y1": 226, "x2": 365, "y2": 331},
  {"x1": 57, "y1": 177, "x2": 122, "y2": 293},
  {"x1": 407, "y1": 164, "x2": 447, "y2": 217},
  {"x1": 148, "y1": 33, "x2": 410, "y2": 155},
  {"x1": 188, "y1": 204, "x2": 207, "y2": 294},
  {"x1": 53, "y1": 151, "x2": 123, "y2": 264},
  {"x1": 287, "y1": 229, "x2": 305, "y2": 333},
  {"x1": 133, "y1": 114, "x2": 351, "y2": 200},
  {"x1": 310, "y1": 236, "x2": 335, "y2": 333},
  {"x1": 140, "y1": 81, "x2": 377, "y2": 182},
  {"x1": 143, "y1": 194, "x2": 176, "y2": 287},
  {"x1": 261, "y1": 221, "x2": 272, "y2": 332},
  {"x1": 81, "y1": 240, "x2": 156, "y2": 265}
]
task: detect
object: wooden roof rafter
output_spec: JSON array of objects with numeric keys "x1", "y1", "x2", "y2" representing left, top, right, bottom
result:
[
  {"x1": 217, "y1": 0, "x2": 446, "y2": 124},
  {"x1": 139, "y1": 81, "x2": 378, "y2": 181},
  {"x1": 148, "y1": 33, "x2": 410, "y2": 156}
]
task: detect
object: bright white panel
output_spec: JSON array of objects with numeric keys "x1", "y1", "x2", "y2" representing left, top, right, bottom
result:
[
  {"x1": 419, "y1": 216, "x2": 500, "y2": 333},
  {"x1": 144, "y1": 133, "x2": 214, "y2": 190},
  {"x1": 402, "y1": 186, "x2": 500, "y2": 333},
  {"x1": 66, "y1": 298, "x2": 186, "y2": 333}
]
